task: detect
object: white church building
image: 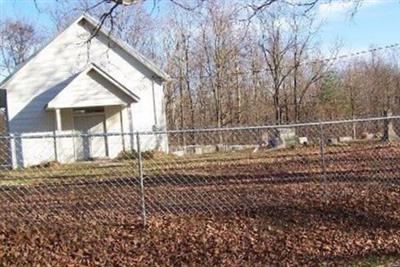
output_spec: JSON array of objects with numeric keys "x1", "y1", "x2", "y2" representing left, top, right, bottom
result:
[{"x1": 0, "y1": 14, "x2": 169, "y2": 168}]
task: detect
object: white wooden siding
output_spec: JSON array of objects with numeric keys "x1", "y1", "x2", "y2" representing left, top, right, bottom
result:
[
  {"x1": 47, "y1": 70, "x2": 132, "y2": 109},
  {"x1": 4, "y1": 17, "x2": 167, "y2": 167}
]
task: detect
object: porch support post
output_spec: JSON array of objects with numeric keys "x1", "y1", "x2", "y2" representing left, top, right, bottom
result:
[
  {"x1": 54, "y1": 108, "x2": 62, "y2": 162},
  {"x1": 55, "y1": 108, "x2": 62, "y2": 131},
  {"x1": 127, "y1": 104, "x2": 134, "y2": 150},
  {"x1": 151, "y1": 78, "x2": 158, "y2": 127}
]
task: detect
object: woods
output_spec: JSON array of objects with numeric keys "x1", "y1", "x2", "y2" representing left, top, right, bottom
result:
[
  {"x1": 162, "y1": 1, "x2": 400, "y2": 128},
  {"x1": 1, "y1": 0, "x2": 399, "y2": 129},
  {"x1": 1, "y1": 2, "x2": 400, "y2": 265}
]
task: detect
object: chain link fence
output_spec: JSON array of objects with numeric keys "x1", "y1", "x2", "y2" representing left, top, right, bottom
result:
[{"x1": 0, "y1": 116, "x2": 399, "y2": 226}]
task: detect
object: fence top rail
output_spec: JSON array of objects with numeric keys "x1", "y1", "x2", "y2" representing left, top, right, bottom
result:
[
  {"x1": 139, "y1": 115, "x2": 400, "y2": 135},
  {"x1": 0, "y1": 131, "x2": 137, "y2": 139},
  {"x1": 0, "y1": 115, "x2": 399, "y2": 139}
]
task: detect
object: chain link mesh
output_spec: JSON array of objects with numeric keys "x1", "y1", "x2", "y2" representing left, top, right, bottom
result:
[{"x1": 0, "y1": 116, "x2": 398, "y2": 225}]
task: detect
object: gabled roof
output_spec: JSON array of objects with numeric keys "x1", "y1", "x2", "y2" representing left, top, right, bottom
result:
[
  {"x1": 0, "y1": 13, "x2": 169, "y2": 88},
  {"x1": 46, "y1": 63, "x2": 140, "y2": 110}
]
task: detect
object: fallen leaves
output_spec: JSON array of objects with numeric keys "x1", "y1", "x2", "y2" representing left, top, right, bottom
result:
[
  {"x1": 0, "y1": 183, "x2": 399, "y2": 266},
  {"x1": 0, "y1": 142, "x2": 400, "y2": 265}
]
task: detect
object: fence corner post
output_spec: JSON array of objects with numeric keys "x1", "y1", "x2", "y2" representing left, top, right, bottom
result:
[
  {"x1": 136, "y1": 132, "x2": 147, "y2": 226},
  {"x1": 318, "y1": 121, "x2": 328, "y2": 202}
]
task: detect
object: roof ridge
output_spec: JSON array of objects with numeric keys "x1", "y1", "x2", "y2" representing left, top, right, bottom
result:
[
  {"x1": 0, "y1": 13, "x2": 168, "y2": 88},
  {"x1": 81, "y1": 14, "x2": 169, "y2": 80}
]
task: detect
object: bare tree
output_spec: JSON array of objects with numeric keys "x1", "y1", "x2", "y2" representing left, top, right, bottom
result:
[
  {"x1": 9, "y1": 0, "x2": 397, "y2": 131},
  {"x1": 258, "y1": 11, "x2": 295, "y2": 124},
  {"x1": 247, "y1": 0, "x2": 366, "y2": 17},
  {"x1": 0, "y1": 19, "x2": 43, "y2": 77},
  {"x1": 287, "y1": 14, "x2": 335, "y2": 122}
]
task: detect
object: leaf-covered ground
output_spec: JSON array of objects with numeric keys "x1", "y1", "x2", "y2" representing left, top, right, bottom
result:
[
  {"x1": 1, "y1": 183, "x2": 399, "y2": 266},
  {"x1": 0, "y1": 142, "x2": 399, "y2": 265}
]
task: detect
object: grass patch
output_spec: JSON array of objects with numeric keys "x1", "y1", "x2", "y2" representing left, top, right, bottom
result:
[{"x1": 351, "y1": 254, "x2": 400, "y2": 267}]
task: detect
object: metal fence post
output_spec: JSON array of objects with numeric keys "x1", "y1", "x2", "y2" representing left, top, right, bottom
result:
[
  {"x1": 53, "y1": 131, "x2": 58, "y2": 162},
  {"x1": 8, "y1": 133, "x2": 15, "y2": 169},
  {"x1": 136, "y1": 132, "x2": 147, "y2": 226},
  {"x1": 319, "y1": 121, "x2": 328, "y2": 201}
]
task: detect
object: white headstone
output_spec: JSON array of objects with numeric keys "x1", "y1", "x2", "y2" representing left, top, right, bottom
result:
[
  {"x1": 298, "y1": 137, "x2": 308, "y2": 145},
  {"x1": 361, "y1": 132, "x2": 374, "y2": 140},
  {"x1": 173, "y1": 151, "x2": 185, "y2": 157},
  {"x1": 327, "y1": 138, "x2": 339, "y2": 145},
  {"x1": 339, "y1": 136, "x2": 353, "y2": 143}
]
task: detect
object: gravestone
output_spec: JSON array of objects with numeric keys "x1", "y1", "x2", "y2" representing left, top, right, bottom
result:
[
  {"x1": 339, "y1": 136, "x2": 353, "y2": 143},
  {"x1": 261, "y1": 128, "x2": 298, "y2": 149},
  {"x1": 327, "y1": 138, "x2": 339, "y2": 146},
  {"x1": 202, "y1": 145, "x2": 217, "y2": 154},
  {"x1": 261, "y1": 132, "x2": 270, "y2": 147},
  {"x1": 173, "y1": 150, "x2": 185, "y2": 157},
  {"x1": 383, "y1": 111, "x2": 400, "y2": 142},
  {"x1": 361, "y1": 132, "x2": 374, "y2": 140},
  {"x1": 375, "y1": 132, "x2": 383, "y2": 140},
  {"x1": 279, "y1": 128, "x2": 297, "y2": 147},
  {"x1": 298, "y1": 137, "x2": 308, "y2": 146},
  {"x1": 195, "y1": 147, "x2": 203, "y2": 155}
]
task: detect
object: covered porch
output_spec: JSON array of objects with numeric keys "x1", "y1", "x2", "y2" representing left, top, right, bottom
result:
[{"x1": 46, "y1": 64, "x2": 139, "y2": 162}]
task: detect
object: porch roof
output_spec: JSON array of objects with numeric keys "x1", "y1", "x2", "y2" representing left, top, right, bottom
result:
[{"x1": 46, "y1": 64, "x2": 140, "y2": 110}]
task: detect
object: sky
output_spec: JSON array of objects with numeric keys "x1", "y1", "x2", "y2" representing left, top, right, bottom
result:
[
  {"x1": 0, "y1": 0, "x2": 400, "y2": 54},
  {"x1": 0, "y1": 0, "x2": 57, "y2": 34},
  {"x1": 317, "y1": 0, "x2": 400, "y2": 53}
]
